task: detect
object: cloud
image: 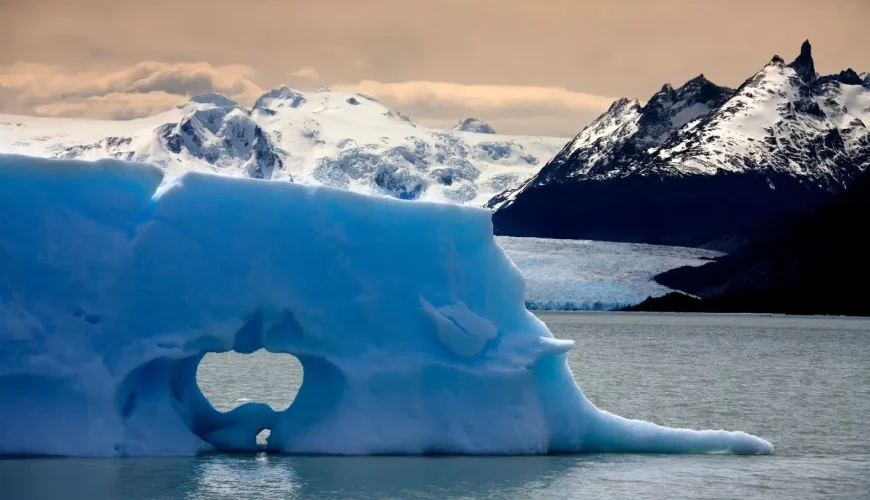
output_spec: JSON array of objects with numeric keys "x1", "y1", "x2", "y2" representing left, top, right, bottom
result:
[
  {"x1": 289, "y1": 66, "x2": 320, "y2": 81},
  {"x1": 0, "y1": 62, "x2": 613, "y2": 134},
  {"x1": 32, "y1": 91, "x2": 187, "y2": 120},
  {"x1": 0, "y1": 84, "x2": 28, "y2": 114},
  {"x1": 337, "y1": 80, "x2": 617, "y2": 135},
  {"x1": 342, "y1": 80, "x2": 617, "y2": 113},
  {"x1": 0, "y1": 61, "x2": 264, "y2": 119}
]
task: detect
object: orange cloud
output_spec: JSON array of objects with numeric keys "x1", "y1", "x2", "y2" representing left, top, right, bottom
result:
[
  {"x1": 343, "y1": 80, "x2": 617, "y2": 113},
  {"x1": 0, "y1": 61, "x2": 263, "y2": 119},
  {"x1": 31, "y1": 91, "x2": 187, "y2": 120}
]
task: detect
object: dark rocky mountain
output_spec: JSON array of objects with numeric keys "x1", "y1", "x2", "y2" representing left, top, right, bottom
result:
[
  {"x1": 489, "y1": 41, "x2": 870, "y2": 250},
  {"x1": 453, "y1": 118, "x2": 497, "y2": 134},
  {"x1": 633, "y1": 166, "x2": 870, "y2": 316}
]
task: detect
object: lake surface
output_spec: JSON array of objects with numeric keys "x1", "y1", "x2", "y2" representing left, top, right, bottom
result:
[{"x1": 2, "y1": 312, "x2": 869, "y2": 499}]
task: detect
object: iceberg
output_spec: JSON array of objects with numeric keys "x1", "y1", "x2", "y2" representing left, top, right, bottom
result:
[{"x1": 0, "y1": 154, "x2": 773, "y2": 457}]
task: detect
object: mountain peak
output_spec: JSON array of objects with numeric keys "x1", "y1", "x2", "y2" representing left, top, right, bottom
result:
[
  {"x1": 488, "y1": 39, "x2": 870, "y2": 249},
  {"x1": 453, "y1": 118, "x2": 496, "y2": 134},
  {"x1": 789, "y1": 39, "x2": 816, "y2": 83},
  {"x1": 831, "y1": 69, "x2": 864, "y2": 86},
  {"x1": 253, "y1": 86, "x2": 307, "y2": 110},
  {"x1": 798, "y1": 39, "x2": 812, "y2": 58},
  {"x1": 610, "y1": 97, "x2": 637, "y2": 108},
  {"x1": 186, "y1": 93, "x2": 239, "y2": 110},
  {"x1": 604, "y1": 98, "x2": 642, "y2": 117},
  {"x1": 678, "y1": 74, "x2": 725, "y2": 93}
]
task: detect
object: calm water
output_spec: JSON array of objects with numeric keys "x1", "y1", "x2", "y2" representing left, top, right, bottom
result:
[{"x1": 2, "y1": 312, "x2": 869, "y2": 499}]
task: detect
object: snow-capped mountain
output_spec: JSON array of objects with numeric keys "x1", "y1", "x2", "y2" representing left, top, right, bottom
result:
[
  {"x1": 453, "y1": 118, "x2": 496, "y2": 134},
  {"x1": 159, "y1": 94, "x2": 284, "y2": 180},
  {"x1": 0, "y1": 88, "x2": 565, "y2": 206},
  {"x1": 490, "y1": 41, "x2": 870, "y2": 249},
  {"x1": 522, "y1": 74, "x2": 735, "y2": 187}
]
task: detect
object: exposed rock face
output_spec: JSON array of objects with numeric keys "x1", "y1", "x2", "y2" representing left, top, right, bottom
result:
[
  {"x1": 453, "y1": 118, "x2": 497, "y2": 134},
  {"x1": 159, "y1": 97, "x2": 284, "y2": 180}
]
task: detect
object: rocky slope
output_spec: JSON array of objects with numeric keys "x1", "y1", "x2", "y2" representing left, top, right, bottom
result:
[
  {"x1": 636, "y1": 165, "x2": 870, "y2": 316},
  {"x1": 490, "y1": 41, "x2": 870, "y2": 249}
]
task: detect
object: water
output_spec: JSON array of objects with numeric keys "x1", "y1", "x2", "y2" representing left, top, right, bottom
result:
[{"x1": 2, "y1": 312, "x2": 869, "y2": 499}]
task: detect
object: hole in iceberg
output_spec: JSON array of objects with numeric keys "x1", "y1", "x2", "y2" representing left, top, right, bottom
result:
[
  {"x1": 196, "y1": 350, "x2": 303, "y2": 413},
  {"x1": 256, "y1": 429, "x2": 271, "y2": 446}
]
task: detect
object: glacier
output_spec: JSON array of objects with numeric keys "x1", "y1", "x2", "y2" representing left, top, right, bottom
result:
[
  {"x1": 0, "y1": 154, "x2": 772, "y2": 457},
  {"x1": 496, "y1": 236, "x2": 721, "y2": 311}
]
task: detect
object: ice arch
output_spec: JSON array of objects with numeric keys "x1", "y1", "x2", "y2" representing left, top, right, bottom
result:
[{"x1": 0, "y1": 155, "x2": 773, "y2": 457}]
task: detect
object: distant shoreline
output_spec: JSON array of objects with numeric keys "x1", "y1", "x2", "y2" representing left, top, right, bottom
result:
[
  {"x1": 534, "y1": 308, "x2": 868, "y2": 319},
  {"x1": 621, "y1": 292, "x2": 870, "y2": 318}
]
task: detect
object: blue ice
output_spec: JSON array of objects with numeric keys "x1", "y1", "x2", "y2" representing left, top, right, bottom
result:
[{"x1": 0, "y1": 154, "x2": 772, "y2": 456}]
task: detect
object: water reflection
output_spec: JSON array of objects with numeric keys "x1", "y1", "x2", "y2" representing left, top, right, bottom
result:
[{"x1": 0, "y1": 453, "x2": 626, "y2": 500}]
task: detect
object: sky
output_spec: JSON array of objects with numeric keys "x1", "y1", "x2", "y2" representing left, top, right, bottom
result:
[{"x1": 1, "y1": 0, "x2": 868, "y2": 136}]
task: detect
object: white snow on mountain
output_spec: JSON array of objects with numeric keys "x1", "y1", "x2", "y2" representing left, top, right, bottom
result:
[
  {"x1": 567, "y1": 98, "x2": 642, "y2": 163},
  {"x1": 489, "y1": 76, "x2": 735, "y2": 208},
  {"x1": 0, "y1": 87, "x2": 566, "y2": 205},
  {"x1": 650, "y1": 55, "x2": 870, "y2": 184}
]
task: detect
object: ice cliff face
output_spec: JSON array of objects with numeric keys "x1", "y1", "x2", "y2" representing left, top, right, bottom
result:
[
  {"x1": 490, "y1": 41, "x2": 870, "y2": 249},
  {"x1": 0, "y1": 155, "x2": 772, "y2": 457},
  {"x1": 0, "y1": 88, "x2": 564, "y2": 206}
]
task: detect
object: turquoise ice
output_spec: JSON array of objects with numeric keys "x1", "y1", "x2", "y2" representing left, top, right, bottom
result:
[{"x1": 0, "y1": 154, "x2": 772, "y2": 457}]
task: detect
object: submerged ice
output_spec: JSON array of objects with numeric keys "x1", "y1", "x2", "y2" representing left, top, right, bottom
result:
[{"x1": 0, "y1": 154, "x2": 773, "y2": 457}]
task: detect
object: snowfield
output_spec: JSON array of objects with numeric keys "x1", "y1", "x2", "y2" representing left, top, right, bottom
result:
[
  {"x1": 0, "y1": 88, "x2": 566, "y2": 206},
  {"x1": 0, "y1": 154, "x2": 772, "y2": 457}
]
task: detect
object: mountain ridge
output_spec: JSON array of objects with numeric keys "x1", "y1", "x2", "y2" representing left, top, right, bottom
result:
[
  {"x1": 489, "y1": 40, "x2": 870, "y2": 249},
  {"x1": 0, "y1": 88, "x2": 565, "y2": 206}
]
